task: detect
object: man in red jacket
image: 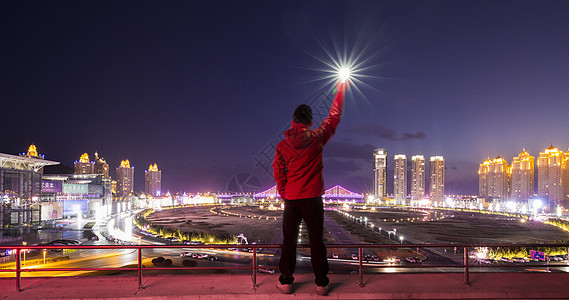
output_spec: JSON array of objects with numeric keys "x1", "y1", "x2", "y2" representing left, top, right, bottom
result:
[{"x1": 273, "y1": 80, "x2": 348, "y2": 296}]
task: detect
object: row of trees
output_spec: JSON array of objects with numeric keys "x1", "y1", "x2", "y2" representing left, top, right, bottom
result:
[
  {"x1": 134, "y1": 209, "x2": 238, "y2": 244},
  {"x1": 486, "y1": 243, "x2": 568, "y2": 259}
]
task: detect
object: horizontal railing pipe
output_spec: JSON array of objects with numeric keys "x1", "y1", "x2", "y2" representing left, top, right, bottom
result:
[{"x1": 0, "y1": 243, "x2": 567, "y2": 292}]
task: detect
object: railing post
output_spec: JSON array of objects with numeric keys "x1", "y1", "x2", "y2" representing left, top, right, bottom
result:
[
  {"x1": 137, "y1": 247, "x2": 143, "y2": 290},
  {"x1": 16, "y1": 248, "x2": 21, "y2": 292},
  {"x1": 359, "y1": 247, "x2": 364, "y2": 288},
  {"x1": 464, "y1": 246, "x2": 470, "y2": 286},
  {"x1": 252, "y1": 247, "x2": 257, "y2": 288}
]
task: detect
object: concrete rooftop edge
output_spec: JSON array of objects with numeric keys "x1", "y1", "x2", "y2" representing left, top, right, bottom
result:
[{"x1": 1, "y1": 272, "x2": 569, "y2": 299}]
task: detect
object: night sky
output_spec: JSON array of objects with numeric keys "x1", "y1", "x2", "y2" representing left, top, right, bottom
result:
[{"x1": 3, "y1": 1, "x2": 569, "y2": 195}]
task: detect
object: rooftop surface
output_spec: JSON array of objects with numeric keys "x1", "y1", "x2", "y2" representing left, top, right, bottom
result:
[{"x1": 1, "y1": 272, "x2": 569, "y2": 299}]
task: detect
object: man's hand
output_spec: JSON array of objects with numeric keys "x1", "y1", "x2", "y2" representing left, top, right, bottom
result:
[{"x1": 336, "y1": 80, "x2": 350, "y2": 93}]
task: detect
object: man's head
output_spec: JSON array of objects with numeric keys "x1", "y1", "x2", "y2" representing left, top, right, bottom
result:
[{"x1": 293, "y1": 104, "x2": 312, "y2": 125}]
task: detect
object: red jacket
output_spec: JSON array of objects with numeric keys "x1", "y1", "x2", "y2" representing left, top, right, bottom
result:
[{"x1": 273, "y1": 83, "x2": 347, "y2": 200}]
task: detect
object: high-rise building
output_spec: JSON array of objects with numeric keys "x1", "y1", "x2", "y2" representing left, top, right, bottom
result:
[
  {"x1": 2, "y1": 145, "x2": 59, "y2": 226},
  {"x1": 429, "y1": 156, "x2": 445, "y2": 204},
  {"x1": 478, "y1": 158, "x2": 491, "y2": 199},
  {"x1": 116, "y1": 159, "x2": 134, "y2": 197},
  {"x1": 373, "y1": 148, "x2": 388, "y2": 199},
  {"x1": 94, "y1": 152, "x2": 110, "y2": 178},
  {"x1": 538, "y1": 145, "x2": 564, "y2": 204},
  {"x1": 479, "y1": 156, "x2": 510, "y2": 200},
  {"x1": 145, "y1": 163, "x2": 162, "y2": 196},
  {"x1": 74, "y1": 153, "x2": 94, "y2": 174},
  {"x1": 411, "y1": 155, "x2": 425, "y2": 200},
  {"x1": 511, "y1": 150, "x2": 534, "y2": 201},
  {"x1": 563, "y1": 149, "x2": 569, "y2": 204},
  {"x1": 394, "y1": 154, "x2": 407, "y2": 203},
  {"x1": 492, "y1": 156, "x2": 510, "y2": 199}
]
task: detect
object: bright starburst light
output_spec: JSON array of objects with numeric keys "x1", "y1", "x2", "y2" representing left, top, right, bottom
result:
[
  {"x1": 297, "y1": 36, "x2": 391, "y2": 102},
  {"x1": 338, "y1": 67, "x2": 351, "y2": 83}
]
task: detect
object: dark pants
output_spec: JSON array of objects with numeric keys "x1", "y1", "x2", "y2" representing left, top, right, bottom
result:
[{"x1": 279, "y1": 197, "x2": 329, "y2": 287}]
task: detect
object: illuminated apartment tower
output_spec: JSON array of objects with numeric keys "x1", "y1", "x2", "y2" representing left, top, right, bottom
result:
[
  {"x1": 393, "y1": 155, "x2": 407, "y2": 203},
  {"x1": 411, "y1": 155, "x2": 426, "y2": 200},
  {"x1": 563, "y1": 149, "x2": 569, "y2": 204},
  {"x1": 116, "y1": 159, "x2": 134, "y2": 197},
  {"x1": 479, "y1": 156, "x2": 510, "y2": 199},
  {"x1": 429, "y1": 156, "x2": 445, "y2": 204},
  {"x1": 510, "y1": 150, "x2": 534, "y2": 201},
  {"x1": 94, "y1": 152, "x2": 110, "y2": 178},
  {"x1": 538, "y1": 145, "x2": 564, "y2": 203},
  {"x1": 491, "y1": 156, "x2": 510, "y2": 199},
  {"x1": 478, "y1": 158, "x2": 491, "y2": 198},
  {"x1": 373, "y1": 149, "x2": 388, "y2": 199},
  {"x1": 74, "y1": 153, "x2": 94, "y2": 174},
  {"x1": 145, "y1": 163, "x2": 162, "y2": 196}
]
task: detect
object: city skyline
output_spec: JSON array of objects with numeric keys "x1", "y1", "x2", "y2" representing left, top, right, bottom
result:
[{"x1": 3, "y1": 1, "x2": 569, "y2": 194}]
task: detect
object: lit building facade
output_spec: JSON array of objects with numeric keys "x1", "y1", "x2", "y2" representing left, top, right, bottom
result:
[
  {"x1": 393, "y1": 154, "x2": 407, "y2": 203},
  {"x1": 94, "y1": 152, "x2": 109, "y2": 178},
  {"x1": 479, "y1": 156, "x2": 510, "y2": 200},
  {"x1": 411, "y1": 155, "x2": 425, "y2": 200},
  {"x1": 74, "y1": 153, "x2": 94, "y2": 174},
  {"x1": 511, "y1": 150, "x2": 534, "y2": 201},
  {"x1": 538, "y1": 145, "x2": 564, "y2": 204},
  {"x1": 429, "y1": 156, "x2": 445, "y2": 204},
  {"x1": 145, "y1": 163, "x2": 162, "y2": 197},
  {"x1": 478, "y1": 158, "x2": 491, "y2": 199},
  {"x1": 563, "y1": 150, "x2": 569, "y2": 205},
  {"x1": 373, "y1": 148, "x2": 388, "y2": 199},
  {"x1": 116, "y1": 160, "x2": 134, "y2": 197},
  {"x1": 1, "y1": 145, "x2": 59, "y2": 226}
]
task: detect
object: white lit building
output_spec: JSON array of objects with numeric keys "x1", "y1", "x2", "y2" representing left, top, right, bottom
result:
[
  {"x1": 116, "y1": 160, "x2": 134, "y2": 197},
  {"x1": 538, "y1": 145, "x2": 564, "y2": 205},
  {"x1": 511, "y1": 149, "x2": 534, "y2": 201},
  {"x1": 145, "y1": 163, "x2": 162, "y2": 197},
  {"x1": 479, "y1": 156, "x2": 510, "y2": 200},
  {"x1": 393, "y1": 154, "x2": 407, "y2": 204},
  {"x1": 429, "y1": 156, "x2": 445, "y2": 205},
  {"x1": 373, "y1": 148, "x2": 387, "y2": 199},
  {"x1": 411, "y1": 155, "x2": 425, "y2": 201}
]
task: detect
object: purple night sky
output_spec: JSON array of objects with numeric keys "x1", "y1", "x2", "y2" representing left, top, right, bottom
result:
[{"x1": 2, "y1": 1, "x2": 569, "y2": 195}]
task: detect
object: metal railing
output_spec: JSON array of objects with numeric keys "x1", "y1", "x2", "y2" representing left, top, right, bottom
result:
[{"x1": 1, "y1": 243, "x2": 568, "y2": 292}]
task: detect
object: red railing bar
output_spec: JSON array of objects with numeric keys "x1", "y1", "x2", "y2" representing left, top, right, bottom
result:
[
  {"x1": 252, "y1": 247, "x2": 257, "y2": 288},
  {"x1": 2, "y1": 242, "x2": 568, "y2": 250},
  {"x1": 16, "y1": 249, "x2": 21, "y2": 292},
  {"x1": 3, "y1": 243, "x2": 567, "y2": 293},
  {"x1": 464, "y1": 246, "x2": 470, "y2": 285},
  {"x1": 137, "y1": 248, "x2": 142, "y2": 290}
]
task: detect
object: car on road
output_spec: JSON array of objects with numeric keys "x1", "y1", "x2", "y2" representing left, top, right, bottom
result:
[
  {"x1": 384, "y1": 257, "x2": 400, "y2": 264},
  {"x1": 332, "y1": 253, "x2": 339, "y2": 259},
  {"x1": 500, "y1": 257, "x2": 513, "y2": 263},
  {"x1": 180, "y1": 251, "x2": 192, "y2": 257},
  {"x1": 406, "y1": 257, "x2": 416, "y2": 263},
  {"x1": 550, "y1": 255, "x2": 563, "y2": 261},
  {"x1": 351, "y1": 254, "x2": 358, "y2": 260},
  {"x1": 257, "y1": 267, "x2": 275, "y2": 273},
  {"x1": 511, "y1": 257, "x2": 527, "y2": 263}
]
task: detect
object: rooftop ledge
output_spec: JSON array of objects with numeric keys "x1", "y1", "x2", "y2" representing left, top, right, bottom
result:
[{"x1": 1, "y1": 272, "x2": 569, "y2": 299}]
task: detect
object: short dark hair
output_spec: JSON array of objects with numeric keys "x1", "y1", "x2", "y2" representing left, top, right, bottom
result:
[{"x1": 293, "y1": 104, "x2": 312, "y2": 125}]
